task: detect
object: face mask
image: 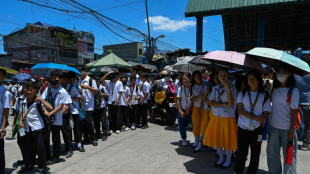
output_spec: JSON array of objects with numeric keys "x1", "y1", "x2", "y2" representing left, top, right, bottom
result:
[
  {"x1": 122, "y1": 81, "x2": 127, "y2": 85},
  {"x1": 50, "y1": 79, "x2": 59, "y2": 86},
  {"x1": 277, "y1": 74, "x2": 288, "y2": 83}
]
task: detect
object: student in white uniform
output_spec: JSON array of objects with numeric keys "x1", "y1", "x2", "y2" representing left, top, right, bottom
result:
[
  {"x1": 120, "y1": 76, "x2": 130, "y2": 131},
  {"x1": 12, "y1": 79, "x2": 32, "y2": 166},
  {"x1": 79, "y1": 67, "x2": 99, "y2": 146},
  {"x1": 18, "y1": 81, "x2": 53, "y2": 174},
  {"x1": 234, "y1": 71, "x2": 272, "y2": 174},
  {"x1": 127, "y1": 67, "x2": 140, "y2": 86},
  {"x1": 267, "y1": 65, "x2": 299, "y2": 174},
  {"x1": 67, "y1": 72, "x2": 84, "y2": 151},
  {"x1": 41, "y1": 70, "x2": 71, "y2": 165},
  {"x1": 176, "y1": 73, "x2": 192, "y2": 147},
  {"x1": 0, "y1": 69, "x2": 13, "y2": 174},
  {"x1": 139, "y1": 73, "x2": 150, "y2": 129},
  {"x1": 101, "y1": 71, "x2": 124, "y2": 134},
  {"x1": 128, "y1": 75, "x2": 141, "y2": 130}
]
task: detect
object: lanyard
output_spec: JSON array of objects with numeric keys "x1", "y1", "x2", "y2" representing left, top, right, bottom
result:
[
  {"x1": 110, "y1": 82, "x2": 117, "y2": 96},
  {"x1": 183, "y1": 86, "x2": 190, "y2": 108},
  {"x1": 248, "y1": 91, "x2": 259, "y2": 115},
  {"x1": 217, "y1": 89, "x2": 225, "y2": 102},
  {"x1": 130, "y1": 86, "x2": 136, "y2": 99},
  {"x1": 22, "y1": 102, "x2": 36, "y2": 119}
]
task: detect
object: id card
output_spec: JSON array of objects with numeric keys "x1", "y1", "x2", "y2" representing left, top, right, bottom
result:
[{"x1": 19, "y1": 128, "x2": 26, "y2": 137}]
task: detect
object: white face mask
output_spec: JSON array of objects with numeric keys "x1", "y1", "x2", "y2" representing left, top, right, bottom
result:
[{"x1": 277, "y1": 74, "x2": 288, "y2": 83}]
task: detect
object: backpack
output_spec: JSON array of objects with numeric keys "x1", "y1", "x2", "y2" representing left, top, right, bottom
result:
[
  {"x1": 287, "y1": 86, "x2": 304, "y2": 141},
  {"x1": 36, "y1": 102, "x2": 52, "y2": 132},
  {"x1": 44, "y1": 87, "x2": 55, "y2": 123},
  {"x1": 94, "y1": 84, "x2": 102, "y2": 109},
  {"x1": 66, "y1": 84, "x2": 86, "y2": 121}
]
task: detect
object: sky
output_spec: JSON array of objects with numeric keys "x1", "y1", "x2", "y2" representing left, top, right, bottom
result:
[{"x1": 0, "y1": 0, "x2": 225, "y2": 55}]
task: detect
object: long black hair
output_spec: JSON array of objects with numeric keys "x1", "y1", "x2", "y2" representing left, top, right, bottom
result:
[
  {"x1": 190, "y1": 70, "x2": 202, "y2": 96},
  {"x1": 208, "y1": 71, "x2": 219, "y2": 87},
  {"x1": 243, "y1": 71, "x2": 265, "y2": 93},
  {"x1": 273, "y1": 64, "x2": 296, "y2": 89}
]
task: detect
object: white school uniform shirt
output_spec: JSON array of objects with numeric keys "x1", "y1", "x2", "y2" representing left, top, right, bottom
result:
[
  {"x1": 202, "y1": 85, "x2": 210, "y2": 110},
  {"x1": 66, "y1": 84, "x2": 80, "y2": 115},
  {"x1": 174, "y1": 80, "x2": 181, "y2": 95},
  {"x1": 41, "y1": 85, "x2": 71, "y2": 126},
  {"x1": 121, "y1": 86, "x2": 130, "y2": 106},
  {"x1": 160, "y1": 78, "x2": 169, "y2": 91},
  {"x1": 237, "y1": 91, "x2": 272, "y2": 130},
  {"x1": 129, "y1": 85, "x2": 140, "y2": 105},
  {"x1": 79, "y1": 76, "x2": 98, "y2": 111},
  {"x1": 270, "y1": 87, "x2": 299, "y2": 130},
  {"x1": 191, "y1": 84, "x2": 204, "y2": 108},
  {"x1": 99, "y1": 84, "x2": 108, "y2": 108},
  {"x1": 106, "y1": 80, "x2": 124, "y2": 106},
  {"x1": 209, "y1": 84, "x2": 237, "y2": 118},
  {"x1": 177, "y1": 85, "x2": 191, "y2": 110},
  {"x1": 0, "y1": 84, "x2": 12, "y2": 127},
  {"x1": 13, "y1": 94, "x2": 26, "y2": 113},
  {"x1": 21, "y1": 98, "x2": 45, "y2": 132},
  {"x1": 139, "y1": 81, "x2": 150, "y2": 104}
]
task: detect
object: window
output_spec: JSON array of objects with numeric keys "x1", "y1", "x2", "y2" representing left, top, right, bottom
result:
[{"x1": 139, "y1": 49, "x2": 142, "y2": 55}]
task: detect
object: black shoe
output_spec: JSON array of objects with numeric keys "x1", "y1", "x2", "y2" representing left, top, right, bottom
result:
[
  {"x1": 17, "y1": 160, "x2": 24, "y2": 165},
  {"x1": 107, "y1": 131, "x2": 112, "y2": 136},
  {"x1": 18, "y1": 165, "x2": 34, "y2": 173},
  {"x1": 92, "y1": 141, "x2": 98, "y2": 146},
  {"x1": 0, "y1": 169, "x2": 4, "y2": 174},
  {"x1": 141, "y1": 125, "x2": 149, "y2": 129},
  {"x1": 221, "y1": 164, "x2": 231, "y2": 169},
  {"x1": 102, "y1": 135, "x2": 108, "y2": 141},
  {"x1": 46, "y1": 159, "x2": 53, "y2": 166},
  {"x1": 66, "y1": 150, "x2": 73, "y2": 158},
  {"x1": 47, "y1": 158, "x2": 60, "y2": 165},
  {"x1": 214, "y1": 162, "x2": 224, "y2": 168},
  {"x1": 193, "y1": 149, "x2": 200, "y2": 153},
  {"x1": 77, "y1": 145, "x2": 85, "y2": 152},
  {"x1": 35, "y1": 168, "x2": 46, "y2": 174}
]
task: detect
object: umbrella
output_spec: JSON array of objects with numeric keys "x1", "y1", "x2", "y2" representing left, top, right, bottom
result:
[
  {"x1": 188, "y1": 56, "x2": 211, "y2": 66},
  {"x1": 96, "y1": 67, "x2": 118, "y2": 73},
  {"x1": 173, "y1": 60, "x2": 205, "y2": 73},
  {"x1": 13, "y1": 73, "x2": 32, "y2": 82},
  {"x1": 0, "y1": 67, "x2": 18, "y2": 75},
  {"x1": 246, "y1": 47, "x2": 310, "y2": 75},
  {"x1": 88, "y1": 53, "x2": 132, "y2": 69},
  {"x1": 31, "y1": 63, "x2": 81, "y2": 77},
  {"x1": 202, "y1": 51, "x2": 264, "y2": 72}
]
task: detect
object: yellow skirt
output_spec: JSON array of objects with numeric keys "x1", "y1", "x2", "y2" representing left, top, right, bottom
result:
[
  {"x1": 203, "y1": 111, "x2": 238, "y2": 151},
  {"x1": 191, "y1": 107, "x2": 202, "y2": 137},
  {"x1": 200, "y1": 110, "x2": 210, "y2": 136}
]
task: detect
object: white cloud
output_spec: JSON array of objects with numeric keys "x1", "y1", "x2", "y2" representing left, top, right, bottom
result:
[{"x1": 145, "y1": 16, "x2": 196, "y2": 32}]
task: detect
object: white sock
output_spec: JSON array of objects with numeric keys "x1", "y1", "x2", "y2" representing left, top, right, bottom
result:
[
  {"x1": 212, "y1": 146, "x2": 217, "y2": 151},
  {"x1": 216, "y1": 148, "x2": 224, "y2": 164},
  {"x1": 223, "y1": 150, "x2": 232, "y2": 167},
  {"x1": 193, "y1": 136, "x2": 199, "y2": 147},
  {"x1": 78, "y1": 143, "x2": 82, "y2": 148},
  {"x1": 194, "y1": 136, "x2": 203, "y2": 150}
]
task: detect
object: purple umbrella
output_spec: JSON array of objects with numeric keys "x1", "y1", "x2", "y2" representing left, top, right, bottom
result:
[{"x1": 202, "y1": 51, "x2": 264, "y2": 72}]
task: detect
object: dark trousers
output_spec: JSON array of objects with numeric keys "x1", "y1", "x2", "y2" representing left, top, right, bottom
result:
[
  {"x1": 44, "y1": 130, "x2": 52, "y2": 161},
  {"x1": 94, "y1": 107, "x2": 109, "y2": 137},
  {"x1": 234, "y1": 126, "x2": 263, "y2": 174},
  {"x1": 83, "y1": 111, "x2": 96, "y2": 141},
  {"x1": 51, "y1": 125, "x2": 62, "y2": 159},
  {"x1": 24, "y1": 130, "x2": 46, "y2": 169},
  {"x1": 139, "y1": 103, "x2": 148, "y2": 126},
  {"x1": 61, "y1": 113, "x2": 72, "y2": 151},
  {"x1": 0, "y1": 138, "x2": 4, "y2": 170},
  {"x1": 129, "y1": 105, "x2": 138, "y2": 125},
  {"x1": 109, "y1": 104, "x2": 122, "y2": 132},
  {"x1": 72, "y1": 114, "x2": 82, "y2": 143},
  {"x1": 121, "y1": 106, "x2": 130, "y2": 128},
  {"x1": 17, "y1": 132, "x2": 27, "y2": 163},
  {"x1": 301, "y1": 105, "x2": 310, "y2": 147}
]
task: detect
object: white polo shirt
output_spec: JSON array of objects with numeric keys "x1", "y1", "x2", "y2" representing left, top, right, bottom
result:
[
  {"x1": 0, "y1": 84, "x2": 12, "y2": 127},
  {"x1": 177, "y1": 85, "x2": 191, "y2": 110},
  {"x1": 270, "y1": 87, "x2": 299, "y2": 130},
  {"x1": 209, "y1": 84, "x2": 236, "y2": 118},
  {"x1": 99, "y1": 84, "x2": 108, "y2": 108},
  {"x1": 129, "y1": 85, "x2": 140, "y2": 105},
  {"x1": 66, "y1": 84, "x2": 80, "y2": 115},
  {"x1": 139, "y1": 81, "x2": 150, "y2": 104},
  {"x1": 41, "y1": 85, "x2": 71, "y2": 126},
  {"x1": 106, "y1": 80, "x2": 124, "y2": 106},
  {"x1": 237, "y1": 91, "x2": 272, "y2": 130},
  {"x1": 191, "y1": 84, "x2": 204, "y2": 108},
  {"x1": 160, "y1": 78, "x2": 169, "y2": 91},
  {"x1": 121, "y1": 86, "x2": 130, "y2": 106},
  {"x1": 127, "y1": 74, "x2": 141, "y2": 86},
  {"x1": 80, "y1": 76, "x2": 98, "y2": 111},
  {"x1": 202, "y1": 85, "x2": 211, "y2": 110},
  {"x1": 13, "y1": 94, "x2": 26, "y2": 113},
  {"x1": 21, "y1": 98, "x2": 45, "y2": 132}
]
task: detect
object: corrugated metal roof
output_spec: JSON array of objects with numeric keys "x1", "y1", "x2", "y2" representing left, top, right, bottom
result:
[{"x1": 185, "y1": 0, "x2": 310, "y2": 17}]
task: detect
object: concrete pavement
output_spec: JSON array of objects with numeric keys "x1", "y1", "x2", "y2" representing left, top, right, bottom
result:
[{"x1": 2, "y1": 117, "x2": 310, "y2": 174}]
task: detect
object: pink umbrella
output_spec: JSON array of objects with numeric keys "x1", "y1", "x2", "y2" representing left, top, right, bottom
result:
[{"x1": 202, "y1": 51, "x2": 264, "y2": 72}]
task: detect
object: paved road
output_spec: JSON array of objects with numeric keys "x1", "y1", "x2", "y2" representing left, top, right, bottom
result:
[{"x1": 3, "y1": 116, "x2": 310, "y2": 174}]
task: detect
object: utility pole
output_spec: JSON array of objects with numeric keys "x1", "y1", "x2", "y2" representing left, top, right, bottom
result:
[{"x1": 145, "y1": 0, "x2": 151, "y2": 63}]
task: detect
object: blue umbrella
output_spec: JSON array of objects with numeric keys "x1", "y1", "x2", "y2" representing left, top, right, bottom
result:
[
  {"x1": 13, "y1": 73, "x2": 32, "y2": 82},
  {"x1": 31, "y1": 63, "x2": 81, "y2": 77}
]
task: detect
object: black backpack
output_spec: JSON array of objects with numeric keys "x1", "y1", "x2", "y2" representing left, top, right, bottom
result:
[
  {"x1": 89, "y1": 78, "x2": 101, "y2": 109},
  {"x1": 44, "y1": 87, "x2": 55, "y2": 123}
]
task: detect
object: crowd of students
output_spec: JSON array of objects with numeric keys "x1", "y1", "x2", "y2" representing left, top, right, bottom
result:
[
  {"x1": 0, "y1": 63, "x2": 305, "y2": 174},
  {"x1": 175, "y1": 65, "x2": 300, "y2": 174}
]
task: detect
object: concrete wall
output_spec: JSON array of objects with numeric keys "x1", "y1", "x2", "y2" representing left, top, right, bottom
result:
[{"x1": 103, "y1": 42, "x2": 143, "y2": 60}]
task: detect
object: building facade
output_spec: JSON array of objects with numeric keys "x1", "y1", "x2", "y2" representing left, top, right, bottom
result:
[
  {"x1": 2, "y1": 22, "x2": 94, "y2": 69},
  {"x1": 103, "y1": 42, "x2": 143, "y2": 62}
]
